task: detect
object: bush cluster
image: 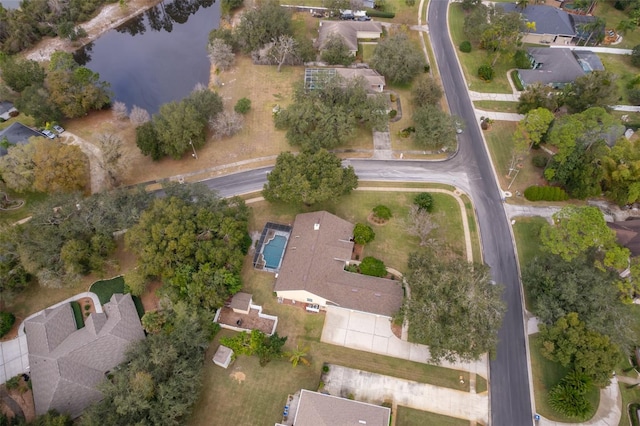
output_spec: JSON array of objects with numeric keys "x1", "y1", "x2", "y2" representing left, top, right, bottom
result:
[
  {"x1": 373, "y1": 205, "x2": 392, "y2": 220},
  {"x1": 531, "y1": 154, "x2": 548, "y2": 168},
  {"x1": 459, "y1": 41, "x2": 472, "y2": 53},
  {"x1": 359, "y1": 256, "x2": 387, "y2": 277},
  {"x1": 366, "y1": 10, "x2": 396, "y2": 18},
  {"x1": 0, "y1": 311, "x2": 15, "y2": 338},
  {"x1": 389, "y1": 109, "x2": 398, "y2": 119},
  {"x1": 524, "y1": 185, "x2": 569, "y2": 201},
  {"x1": 477, "y1": 64, "x2": 495, "y2": 81}
]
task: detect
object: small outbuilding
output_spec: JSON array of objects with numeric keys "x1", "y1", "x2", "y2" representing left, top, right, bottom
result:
[
  {"x1": 213, "y1": 345, "x2": 234, "y2": 369},
  {"x1": 230, "y1": 292, "x2": 252, "y2": 315}
]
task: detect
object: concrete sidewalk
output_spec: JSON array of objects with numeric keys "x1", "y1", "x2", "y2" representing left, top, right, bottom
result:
[
  {"x1": 469, "y1": 91, "x2": 520, "y2": 102},
  {"x1": 324, "y1": 364, "x2": 488, "y2": 424},
  {"x1": 475, "y1": 108, "x2": 524, "y2": 122}
]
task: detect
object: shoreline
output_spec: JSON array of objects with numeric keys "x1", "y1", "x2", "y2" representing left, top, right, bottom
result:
[{"x1": 23, "y1": 0, "x2": 164, "y2": 62}]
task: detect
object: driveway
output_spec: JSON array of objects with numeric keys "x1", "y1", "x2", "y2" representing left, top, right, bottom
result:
[
  {"x1": 321, "y1": 307, "x2": 488, "y2": 378},
  {"x1": 323, "y1": 364, "x2": 488, "y2": 424},
  {"x1": 0, "y1": 335, "x2": 28, "y2": 384}
]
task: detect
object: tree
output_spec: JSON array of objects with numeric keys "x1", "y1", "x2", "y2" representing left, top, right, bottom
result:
[
  {"x1": 616, "y1": 19, "x2": 636, "y2": 36},
  {"x1": 463, "y1": 3, "x2": 489, "y2": 43},
  {"x1": 632, "y1": 44, "x2": 640, "y2": 67},
  {"x1": 461, "y1": 0, "x2": 481, "y2": 10},
  {"x1": 414, "y1": 192, "x2": 434, "y2": 212},
  {"x1": 235, "y1": 0, "x2": 292, "y2": 53},
  {"x1": 578, "y1": 17, "x2": 605, "y2": 46},
  {"x1": 479, "y1": 10, "x2": 524, "y2": 66},
  {"x1": 353, "y1": 223, "x2": 375, "y2": 245},
  {"x1": 185, "y1": 85, "x2": 224, "y2": 123},
  {"x1": 540, "y1": 206, "x2": 617, "y2": 262},
  {"x1": 285, "y1": 344, "x2": 310, "y2": 367},
  {"x1": 412, "y1": 104, "x2": 456, "y2": 151},
  {"x1": 512, "y1": 107, "x2": 554, "y2": 152},
  {"x1": 269, "y1": 34, "x2": 297, "y2": 72},
  {"x1": 548, "y1": 371, "x2": 593, "y2": 419},
  {"x1": 411, "y1": 75, "x2": 442, "y2": 107},
  {"x1": 404, "y1": 250, "x2": 505, "y2": 362},
  {"x1": 15, "y1": 83, "x2": 62, "y2": 126},
  {"x1": 96, "y1": 133, "x2": 125, "y2": 188},
  {"x1": 601, "y1": 138, "x2": 640, "y2": 205},
  {"x1": 320, "y1": 34, "x2": 355, "y2": 66},
  {"x1": 359, "y1": 256, "x2": 386, "y2": 277},
  {"x1": 370, "y1": 32, "x2": 426, "y2": 85},
  {"x1": 275, "y1": 75, "x2": 388, "y2": 151},
  {"x1": 129, "y1": 105, "x2": 150, "y2": 126},
  {"x1": 46, "y1": 51, "x2": 111, "y2": 118},
  {"x1": 539, "y1": 313, "x2": 619, "y2": 387},
  {"x1": 209, "y1": 110, "x2": 244, "y2": 139},
  {"x1": 33, "y1": 139, "x2": 89, "y2": 193},
  {"x1": 154, "y1": 101, "x2": 206, "y2": 159},
  {"x1": 263, "y1": 150, "x2": 358, "y2": 206},
  {"x1": 111, "y1": 101, "x2": 128, "y2": 120},
  {"x1": 234, "y1": 97, "x2": 251, "y2": 114},
  {"x1": 563, "y1": 71, "x2": 618, "y2": 113},
  {"x1": 0, "y1": 55, "x2": 45, "y2": 92},
  {"x1": 207, "y1": 38, "x2": 235, "y2": 71},
  {"x1": 0, "y1": 139, "x2": 37, "y2": 192},
  {"x1": 517, "y1": 83, "x2": 559, "y2": 114},
  {"x1": 135, "y1": 121, "x2": 162, "y2": 160},
  {"x1": 406, "y1": 205, "x2": 439, "y2": 246},
  {"x1": 0, "y1": 226, "x2": 30, "y2": 304}
]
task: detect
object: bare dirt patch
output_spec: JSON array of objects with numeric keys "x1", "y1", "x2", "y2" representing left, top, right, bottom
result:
[
  {"x1": 140, "y1": 280, "x2": 162, "y2": 312},
  {"x1": 367, "y1": 212, "x2": 389, "y2": 226}
]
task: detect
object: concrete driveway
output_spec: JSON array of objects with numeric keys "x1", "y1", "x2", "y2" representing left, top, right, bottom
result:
[
  {"x1": 324, "y1": 364, "x2": 489, "y2": 424},
  {"x1": 321, "y1": 307, "x2": 488, "y2": 378},
  {"x1": 0, "y1": 335, "x2": 28, "y2": 384}
]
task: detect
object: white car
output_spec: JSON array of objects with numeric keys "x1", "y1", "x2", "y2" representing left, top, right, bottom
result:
[
  {"x1": 52, "y1": 124, "x2": 65, "y2": 134},
  {"x1": 41, "y1": 129, "x2": 56, "y2": 139}
]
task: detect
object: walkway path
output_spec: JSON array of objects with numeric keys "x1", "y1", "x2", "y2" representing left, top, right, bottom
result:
[
  {"x1": 469, "y1": 91, "x2": 520, "y2": 102},
  {"x1": 0, "y1": 292, "x2": 102, "y2": 384},
  {"x1": 550, "y1": 45, "x2": 633, "y2": 55},
  {"x1": 503, "y1": 204, "x2": 561, "y2": 220},
  {"x1": 474, "y1": 108, "x2": 524, "y2": 122},
  {"x1": 324, "y1": 364, "x2": 488, "y2": 424}
]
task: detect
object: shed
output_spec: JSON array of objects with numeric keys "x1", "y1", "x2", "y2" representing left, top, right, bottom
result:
[
  {"x1": 213, "y1": 345, "x2": 234, "y2": 369},
  {"x1": 230, "y1": 292, "x2": 252, "y2": 314}
]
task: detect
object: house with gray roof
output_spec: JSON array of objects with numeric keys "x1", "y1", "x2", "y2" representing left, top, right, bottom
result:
[
  {"x1": 516, "y1": 47, "x2": 604, "y2": 88},
  {"x1": 316, "y1": 20, "x2": 382, "y2": 55},
  {"x1": 273, "y1": 211, "x2": 404, "y2": 318},
  {"x1": 499, "y1": 3, "x2": 597, "y2": 45},
  {"x1": 305, "y1": 68, "x2": 385, "y2": 93},
  {"x1": 290, "y1": 389, "x2": 390, "y2": 426},
  {"x1": 0, "y1": 102, "x2": 17, "y2": 121},
  {"x1": 25, "y1": 293, "x2": 145, "y2": 418},
  {"x1": 0, "y1": 122, "x2": 43, "y2": 156}
]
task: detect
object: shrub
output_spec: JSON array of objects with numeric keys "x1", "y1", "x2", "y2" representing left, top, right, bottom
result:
[
  {"x1": 405, "y1": 0, "x2": 415, "y2": 5},
  {"x1": 234, "y1": 97, "x2": 251, "y2": 114},
  {"x1": 5, "y1": 375, "x2": 20, "y2": 390},
  {"x1": 366, "y1": 10, "x2": 395, "y2": 18},
  {"x1": 424, "y1": 64, "x2": 430, "y2": 73},
  {"x1": 548, "y1": 371, "x2": 592, "y2": 419},
  {"x1": 532, "y1": 154, "x2": 548, "y2": 168},
  {"x1": 390, "y1": 93, "x2": 397, "y2": 102},
  {"x1": 629, "y1": 88, "x2": 640, "y2": 106},
  {"x1": 353, "y1": 223, "x2": 375, "y2": 245},
  {"x1": 345, "y1": 264, "x2": 358, "y2": 273},
  {"x1": 514, "y1": 49, "x2": 531, "y2": 69},
  {"x1": 84, "y1": 304, "x2": 91, "y2": 311},
  {"x1": 478, "y1": 64, "x2": 494, "y2": 81},
  {"x1": 0, "y1": 311, "x2": 15, "y2": 337},
  {"x1": 359, "y1": 256, "x2": 387, "y2": 277},
  {"x1": 414, "y1": 192, "x2": 434, "y2": 212},
  {"x1": 632, "y1": 44, "x2": 640, "y2": 68},
  {"x1": 524, "y1": 185, "x2": 569, "y2": 201},
  {"x1": 389, "y1": 109, "x2": 397, "y2": 119},
  {"x1": 373, "y1": 205, "x2": 392, "y2": 220},
  {"x1": 459, "y1": 41, "x2": 472, "y2": 53},
  {"x1": 322, "y1": 364, "x2": 330, "y2": 373}
]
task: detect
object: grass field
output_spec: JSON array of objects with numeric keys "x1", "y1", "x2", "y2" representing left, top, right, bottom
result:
[
  {"x1": 619, "y1": 383, "x2": 640, "y2": 426},
  {"x1": 474, "y1": 100, "x2": 520, "y2": 114},
  {"x1": 396, "y1": 406, "x2": 469, "y2": 426},
  {"x1": 476, "y1": 374, "x2": 488, "y2": 394},
  {"x1": 89, "y1": 275, "x2": 144, "y2": 317},
  {"x1": 448, "y1": 4, "x2": 513, "y2": 94},
  {"x1": 529, "y1": 335, "x2": 600, "y2": 422},
  {"x1": 0, "y1": 189, "x2": 47, "y2": 225},
  {"x1": 600, "y1": 53, "x2": 637, "y2": 105},
  {"x1": 594, "y1": 1, "x2": 640, "y2": 49},
  {"x1": 512, "y1": 216, "x2": 547, "y2": 309}
]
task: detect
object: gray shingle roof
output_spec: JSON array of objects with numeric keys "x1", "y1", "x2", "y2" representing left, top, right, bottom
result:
[
  {"x1": 499, "y1": 4, "x2": 575, "y2": 36},
  {"x1": 316, "y1": 20, "x2": 382, "y2": 52},
  {"x1": 274, "y1": 211, "x2": 404, "y2": 317},
  {"x1": 293, "y1": 389, "x2": 391, "y2": 426},
  {"x1": 0, "y1": 122, "x2": 43, "y2": 156},
  {"x1": 574, "y1": 50, "x2": 604, "y2": 72},
  {"x1": 229, "y1": 292, "x2": 252, "y2": 311},
  {"x1": 518, "y1": 47, "x2": 585, "y2": 87},
  {"x1": 25, "y1": 293, "x2": 145, "y2": 418}
]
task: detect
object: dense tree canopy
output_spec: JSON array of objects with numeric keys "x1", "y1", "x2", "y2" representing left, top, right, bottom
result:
[
  {"x1": 125, "y1": 183, "x2": 250, "y2": 310},
  {"x1": 263, "y1": 150, "x2": 358, "y2": 206},
  {"x1": 602, "y1": 138, "x2": 640, "y2": 205},
  {"x1": 32, "y1": 139, "x2": 89, "y2": 193},
  {"x1": 320, "y1": 34, "x2": 354, "y2": 66},
  {"x1": 517, "y1": 83, "x2": 559, "y2": 114},
  {"x1": 370, "y1": 32, "x2": 426, "y2": 85},
  {"x1": 274, "y1": 75, "x2": 388, "y2": 151},
  {"x1": 0, "y1": 55, "x2": 45, "y2": 92},
  {"x1": 563, "y1": 71, "x2": 618, "y2": 113},
  {"x1": 411, "y1": 75, "x2": 442, "y2": 107},
  {"x1": 235, "y1": 0, "x2": 292, "y2": 52},
  {"x1": 14, "y1": 83, "x2": 62, "y2": 126},
  {"x1": 412, "y1": 104, "x2": 456, "y2": 151},
  {"x1": 403, "y1": 250, "x2": 505, "y2": 362},
  {"x1": 0, "y1": 138, "x2": 38, "y2": 192}
]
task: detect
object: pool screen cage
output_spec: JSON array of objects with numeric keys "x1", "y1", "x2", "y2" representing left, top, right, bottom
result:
[{"x1": 252, "y1": 222, "x2": 292, "y2": 270}]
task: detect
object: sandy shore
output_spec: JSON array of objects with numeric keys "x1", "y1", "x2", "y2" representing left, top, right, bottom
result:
[{"x1": 23, "y1": 0, "x2": 164, "y2": 62}]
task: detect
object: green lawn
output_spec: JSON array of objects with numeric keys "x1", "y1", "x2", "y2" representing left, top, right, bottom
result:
[
  {"x1": 0, "y1": 189, "x2": 48, "y2": 225},
  {"x1": 359, "y1": 42, "x2": 377, "y2": 63},
  {"x1": 594, "y1": 1, "x2": 640, "y2": 49},
  {"x1": 474, "y1": 100, "x2": 521, "y2": 113},
  {"x1": 619, "y1": 383, "x2": 640, "y2": 426},
  {"x1": 529, "y1": 335, "x2": 600, "y2": 422},
  {"x1": 396, "y1": 406, "x2": 469, "y2": 426},
  {"x1": 476, "y1": 374, "x2": 488, "y2": 394},
  {"x1": 89, "y1": 276, "x2": 144, "y2": 317},
  {"x1": 599, "y1": 53, "x2": 636, "y2": 105},
  {"x1": 512, "y1": 216, "x2": 547, "y2": 309},
  {"x1": 70, "y1": 301, "x2": 85, "y2": 329},
  {"x1": 448, "y1": 3, "x2": 513, "y2": 94}
]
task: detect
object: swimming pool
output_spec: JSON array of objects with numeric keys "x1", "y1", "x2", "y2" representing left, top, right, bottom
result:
[{"x1": 263, "y1": 235, "x2": 287, "y2": 269}]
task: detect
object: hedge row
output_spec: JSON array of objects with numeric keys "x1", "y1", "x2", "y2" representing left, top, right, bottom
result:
[
  {"x1": 524, "y1": 185, "x2": 569, "y2": 201},
  {"x1": 366, "y1": 10, "x2": 396, "y2": 18}
]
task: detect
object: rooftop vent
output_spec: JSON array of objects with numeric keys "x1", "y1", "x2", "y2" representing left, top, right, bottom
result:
[{"x1": 314, "y1": 222, "x2": 320, "y2": 231}]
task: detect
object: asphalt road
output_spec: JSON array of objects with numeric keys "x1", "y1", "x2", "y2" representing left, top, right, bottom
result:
[{"x1": 200, "y1": 2, "x2": 534, "y2": 423}]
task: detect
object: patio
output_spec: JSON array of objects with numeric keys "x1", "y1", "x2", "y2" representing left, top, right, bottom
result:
[{"x1": 216, "y1": 307, "x2": 277, "y2": 336}]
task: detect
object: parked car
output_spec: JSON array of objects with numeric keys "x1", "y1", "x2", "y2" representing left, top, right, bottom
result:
[
  {"x1": 305, "y1": 303, "x2": 320, "y2": 313},
  {"x1": 41, "y1": 129, "x2": 56, "y2": 139},
  {"x1": 52, "y1": 124, "x2": 65, "y2": 134},
  {"x1": 356, "y1": 15, "x2": 371, "y2": 21}
]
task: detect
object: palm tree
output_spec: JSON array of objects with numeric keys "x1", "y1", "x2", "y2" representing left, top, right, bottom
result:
[
  {"x1": 580, "y1": 17, "x2": 606, "y2": 46},
  {"x1": 286, "y1": 345, "x2": 311, "y2": 367},
  {"x1": 616, "y1": 20, "x2": 636, "y2": 37}
]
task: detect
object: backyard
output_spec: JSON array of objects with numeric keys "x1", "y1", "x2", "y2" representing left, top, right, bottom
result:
[{"x1": 396, "y1": 407, "x2": 469, "y2": 426}]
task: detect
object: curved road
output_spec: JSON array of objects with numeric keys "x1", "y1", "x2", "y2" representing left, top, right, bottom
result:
[{"x1": 199, "y1": 2, "x2": 533, "y2": 424}]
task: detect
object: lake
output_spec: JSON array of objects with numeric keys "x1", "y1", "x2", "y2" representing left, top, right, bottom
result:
[{"x1": 74, "y1": 0, "x2": 220, "y2": 114}]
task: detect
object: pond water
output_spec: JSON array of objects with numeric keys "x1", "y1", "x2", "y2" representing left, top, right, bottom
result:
[{"x1": 74, "y1": 0, "x2": 220, "y2": 114}]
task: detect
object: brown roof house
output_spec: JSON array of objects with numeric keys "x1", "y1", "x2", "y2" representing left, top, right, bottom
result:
[
  {"x1": 316, "y1": 20, "x2": 383, "y2": 56},
  {"x1": 274, "y1": 211, "x2": 404, "y2": 318},
  {"x1": 25, "y1": 293, "x2": 145, "y2": 418},
  {"x1": 290, "y1": 389, "x2": 390, "y2": 426},
  {"x1": 608, "y1": 220, "x2": 640, "y2": 257}
]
